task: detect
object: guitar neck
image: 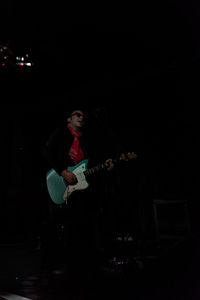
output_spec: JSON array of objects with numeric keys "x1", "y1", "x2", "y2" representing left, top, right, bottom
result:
[
  {"x1": 84, "y1": 161, "x2": 110, "y2": 177},
  {"x1": 84, "y1": 152, "x2": 137, "y2": 178}
]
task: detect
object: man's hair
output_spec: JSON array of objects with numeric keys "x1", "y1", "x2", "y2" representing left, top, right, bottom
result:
[{"x1": 65, "y1": 104, "x2": 88, "y2": 118}]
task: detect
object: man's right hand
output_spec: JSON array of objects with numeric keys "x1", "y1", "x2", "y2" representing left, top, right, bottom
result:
[{"x1": 61, "y1": 169, "x2": 78, "y2": 185}]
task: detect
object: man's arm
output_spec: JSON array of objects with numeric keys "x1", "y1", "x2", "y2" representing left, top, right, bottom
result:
[{"x1": 43, "y1": 128, "x2": 73, "y2": 175}]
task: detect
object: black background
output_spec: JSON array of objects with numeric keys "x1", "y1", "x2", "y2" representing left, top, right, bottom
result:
[{"x1": 0, "y1": 0, "x2": 199, "y2": 240}]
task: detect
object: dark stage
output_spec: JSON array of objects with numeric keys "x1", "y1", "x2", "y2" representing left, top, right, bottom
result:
[{"x1": 1, "y1": 0, "x2": 199, "y2": 299}]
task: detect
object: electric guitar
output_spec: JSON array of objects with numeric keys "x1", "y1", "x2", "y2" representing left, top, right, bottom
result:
[{"x1": 46, "y1": 152, "x2": 137, "y2": 205}]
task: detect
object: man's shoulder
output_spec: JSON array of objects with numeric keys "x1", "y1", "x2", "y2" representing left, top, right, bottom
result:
[
  {"x1": 46, "y1": 126, "x2": 72, "y2": 145},
  {"x1": 51, "y1": 126, "x2": 71, "y2": 137}
]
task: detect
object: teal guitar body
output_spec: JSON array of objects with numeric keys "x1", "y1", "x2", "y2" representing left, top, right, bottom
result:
[{"x1": 46, "y1": 159, "x2": 89, "y2": 205}]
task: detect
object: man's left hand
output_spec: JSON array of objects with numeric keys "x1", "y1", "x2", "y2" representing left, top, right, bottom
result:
[{"x1": 106, "y1": 158, "x2": 114, "y2": 171}]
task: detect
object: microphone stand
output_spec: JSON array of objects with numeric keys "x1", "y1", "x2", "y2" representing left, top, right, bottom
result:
[{"x1": 90, "y1": 105, "x2": 133, "y2": 266}]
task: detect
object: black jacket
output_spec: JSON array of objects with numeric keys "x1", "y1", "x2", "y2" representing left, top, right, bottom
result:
[{"x1": 43, "y1": 126, "x2": 89, "y2": 175}]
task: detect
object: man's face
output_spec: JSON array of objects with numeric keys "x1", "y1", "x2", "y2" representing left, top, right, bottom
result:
[{"x1": 68, "y1": 110, "x2": 85, "y2": 130}]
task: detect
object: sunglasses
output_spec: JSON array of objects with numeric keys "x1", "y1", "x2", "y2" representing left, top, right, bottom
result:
[{"x1": 71, "y1": 112, "x2": 86, "y2": 119}]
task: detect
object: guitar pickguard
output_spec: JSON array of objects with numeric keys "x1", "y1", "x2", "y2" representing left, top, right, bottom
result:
[{"x1": 63, "y1": 160, "x2": 89, "y2": 202}]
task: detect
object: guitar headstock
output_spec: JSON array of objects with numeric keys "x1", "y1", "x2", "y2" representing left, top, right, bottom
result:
[{"x1": 120, "y1": 152, "x2": 137, "y2": 161}]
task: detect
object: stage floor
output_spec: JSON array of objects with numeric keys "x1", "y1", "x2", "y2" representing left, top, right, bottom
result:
[{"x1": 0, "y1": 233, "x2": 199, "y2": 300}]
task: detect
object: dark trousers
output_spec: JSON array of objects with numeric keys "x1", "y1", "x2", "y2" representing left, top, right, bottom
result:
[{"x1": 41, "y1": 188, "x2": 100, "y2": 290}]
